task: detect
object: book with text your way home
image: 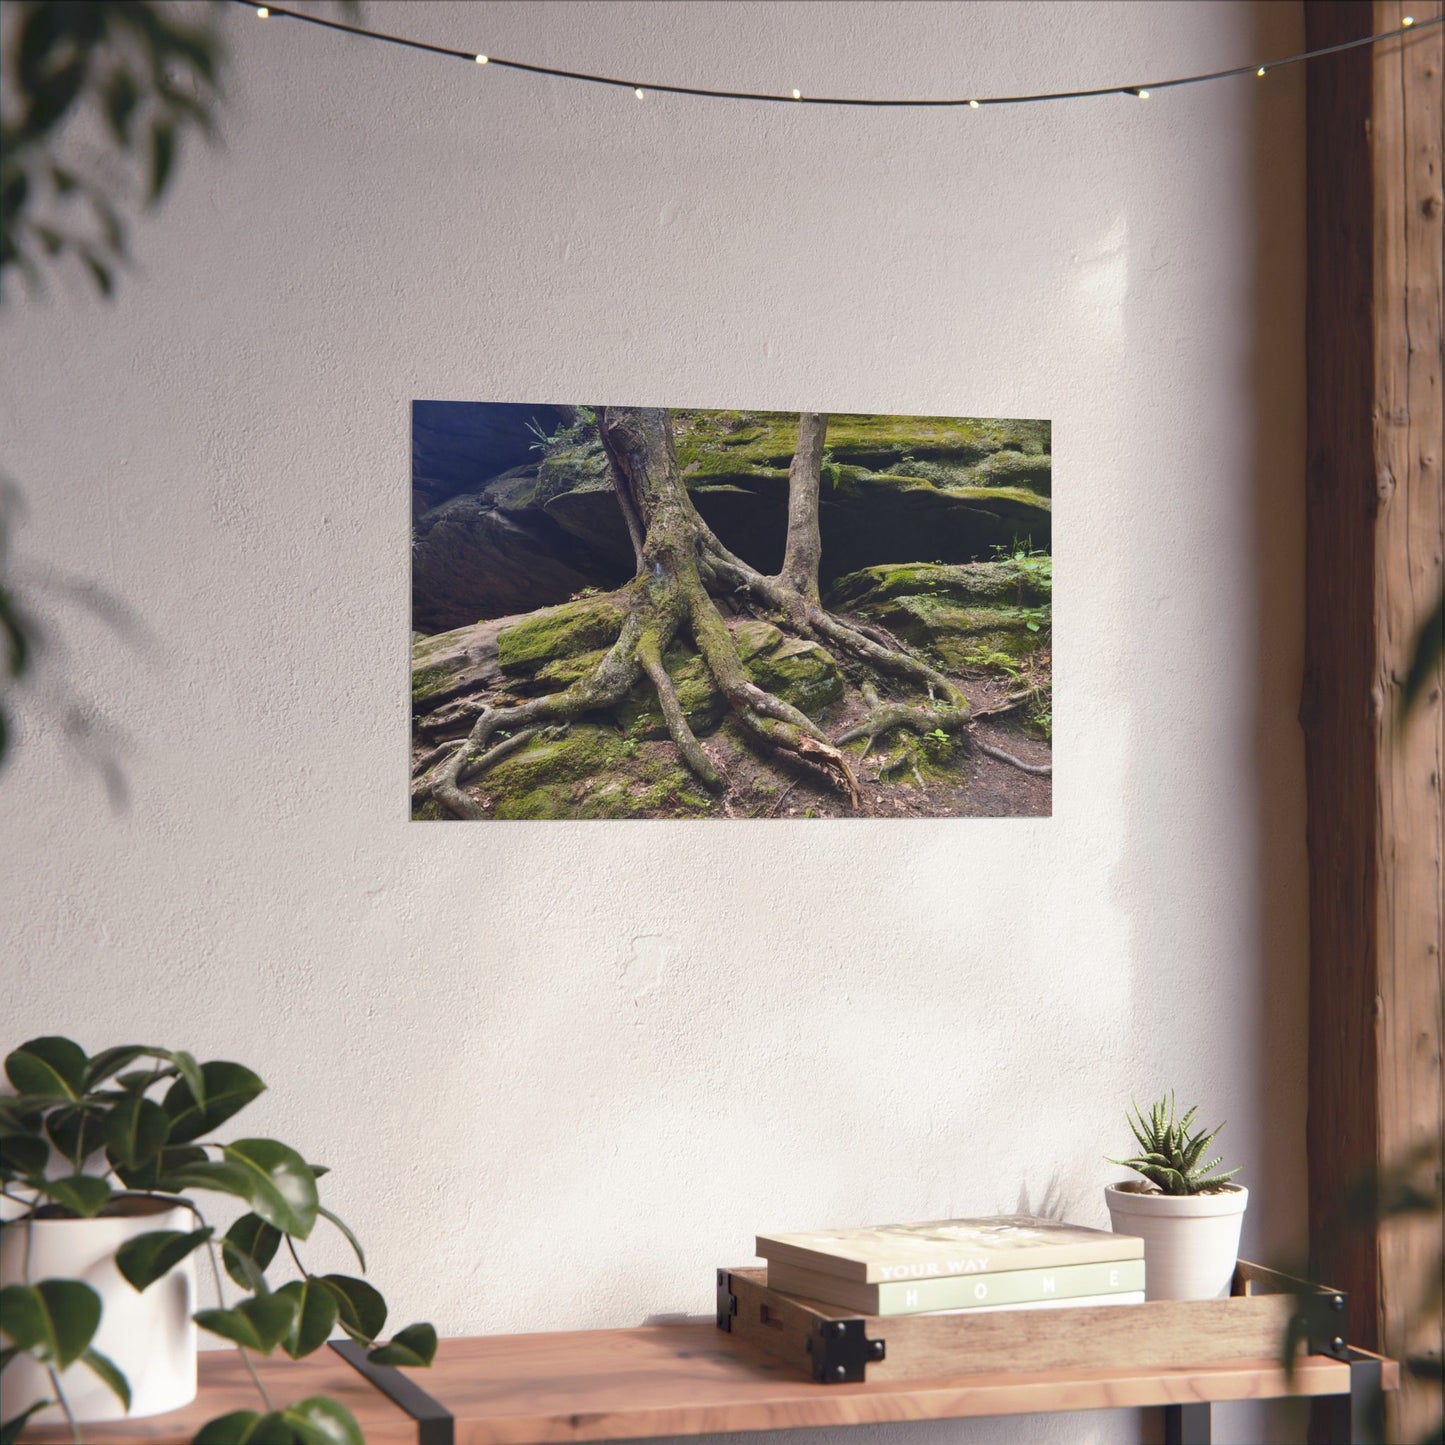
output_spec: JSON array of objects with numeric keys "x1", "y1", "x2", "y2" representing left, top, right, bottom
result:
[
  {"x1": 756, "y1": 1215, "x2": 1144, "y2": 1285},
  {"x1": 765, "y1": 1256, "x2": 1146, "y2": 1316}
]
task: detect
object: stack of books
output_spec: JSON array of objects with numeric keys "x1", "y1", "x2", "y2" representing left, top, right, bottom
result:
[{"x1": 756, "y1": 1215, "x2": 1145, "y2": 1317}]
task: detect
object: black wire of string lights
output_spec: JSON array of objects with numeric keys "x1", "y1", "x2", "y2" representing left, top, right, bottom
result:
[{"x1": 235, "y1": 1, "x2": 1439, "y2": 108}]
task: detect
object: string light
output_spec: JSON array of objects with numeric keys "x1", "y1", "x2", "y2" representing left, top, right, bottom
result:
[{"x1": 234, "y1": 2, "x2": 1440, "y2": 111}]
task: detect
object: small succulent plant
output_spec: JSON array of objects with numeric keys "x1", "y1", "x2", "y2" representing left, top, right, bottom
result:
[{"x1": 1110, "y1": 1093, "x2": 1241, "y2": 1196}]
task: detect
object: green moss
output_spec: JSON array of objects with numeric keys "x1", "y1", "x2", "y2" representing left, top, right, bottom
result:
[
  {"x1": 497, "y1": 591, "x2": 630, "y2": 679},
  {"x1": 825, "y1": 562, "x2": 1049, "y2": 671},
  {"x1": 672, "y1": 411, "x2": 1049, "y2": 484},
  {"x1": 412, "y1": 664, "x2": 453, "y2": 709},
  {"x1": 484, "y1": 725, "x2": 705, "y2": 819},
  {"x1": 735, "y1": 620, "x2": 843, "y2": 715},
  {"x1": 971, "y1": 450, "x2": 1052, "y2": 492},
  {"x1": 533, "y1": 438, "x2": 611, "y2": 504},
  {"x1": 829, "y1": 561, "x2": 1048, "y2": 610}
]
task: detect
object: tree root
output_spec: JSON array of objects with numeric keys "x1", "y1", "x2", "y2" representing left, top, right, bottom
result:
[
  {"x1": 975, "y1": 741, "x2": 1052, "y2": 775},
  {"x1": 637, "y1": 634, "x2": 723, "y2": 792}
]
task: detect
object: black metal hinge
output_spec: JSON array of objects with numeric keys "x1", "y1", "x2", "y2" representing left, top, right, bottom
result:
[
  {"x1": 805, "y1": 1317, "x2": 886, "y2": 1383},
  {"x1": 716, "y1": 1268, "x2": 738, "y2": 1331},
  {"x1": 1296, "y1": 1284, "x2": 1351, "y2": 1362}
]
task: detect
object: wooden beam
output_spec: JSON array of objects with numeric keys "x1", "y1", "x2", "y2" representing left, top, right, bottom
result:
[{"x1": 1304, "y1": 2, "x2": 1444, "y2": 1439}]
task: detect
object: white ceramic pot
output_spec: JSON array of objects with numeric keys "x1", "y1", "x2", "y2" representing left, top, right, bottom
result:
[
  {"x1": 0, "y1": 1194, "x2": 198, "y2": 1423},
  {"x1": 1104, "y1": 1180, "x2": 1248, "y2": 1301}
]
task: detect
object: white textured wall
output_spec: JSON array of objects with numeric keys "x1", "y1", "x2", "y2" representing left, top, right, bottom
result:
[{"x1": 0, "y1": 2, "x2": 1307, "y2": 1441}]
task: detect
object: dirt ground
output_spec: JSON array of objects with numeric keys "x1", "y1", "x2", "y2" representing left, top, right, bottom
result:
[{"x1": 691, "y1": 671, "x2": 1051, "y2": 821}]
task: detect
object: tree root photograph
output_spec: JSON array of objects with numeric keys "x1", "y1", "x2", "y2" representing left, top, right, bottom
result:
[{"x1": 411, "y1": 403, "x2": 1052, "y2": 820}]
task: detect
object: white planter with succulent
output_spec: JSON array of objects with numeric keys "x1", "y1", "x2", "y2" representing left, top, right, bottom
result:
[{"x1": 1104, "y1": 1094, "x2": 1248, "y2": 1301}]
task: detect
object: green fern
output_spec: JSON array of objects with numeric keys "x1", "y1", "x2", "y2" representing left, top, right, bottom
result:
[{"x1": 1109, "y1": 1092, "x2": 1241, "y2": 1196}]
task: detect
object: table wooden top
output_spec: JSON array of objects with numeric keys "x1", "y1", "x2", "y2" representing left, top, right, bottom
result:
[
  {"x1": 21, "y1": 1348, "x2": 416, "y2": 1445},
  {"x1": 22, "y1": 1323, "x2": 1399, "y2": 1445}
]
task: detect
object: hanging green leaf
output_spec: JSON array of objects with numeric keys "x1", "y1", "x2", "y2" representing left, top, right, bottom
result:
[
  {"x1": 275, "y1": 1278, "x2": 339, "y2": 1360},
  {"x1": 281, "y1": 1396, "x2": 365, "y2": 1445},
  {"x1": 115, "y1": 1141, "x2": 206, "y2": 1191},
  {"x1": 367, "y1": 1322, "x2": 437, "y2": 1369},
  {"x1": 115, "y1": 1227, "x2": 213, "y2": 1291},
  {"x1": 113, "y1": 1066, "x2": 177, "y2": 1093},
  {"x1": 45, "y1": 1103, "x2": 105, "y2": 1166},
  {"x1": 0, "y1": 1400, "x2": 53, "y2": 1444},
  {"x1": 167, "y1": 1050, "x2": 206, "y2": 1112},
  {"x1": 317, "y1": 1275, "x2": 386, "y2": 1346},
  {"x1": 103, "y1": 1094, "x2": 171, "y2": 1168},
  {"x1": 0, "y1": 1280, "x2": 101, "y2": 1368},
  {"x1": 318, "y1": 1206, "x2": 366, "y2": 1273},
  {"x1": 0, "y1": 1133, "x2": 48, "y2": 1181},
  {"x1": 5, "y1": 1036, "x2": 87, "y2": 1099},
  {"x1": 158, "y1": 1158, "x2": 264, "y2": 1220},
  {"x1": 84, "y1": 1044, "x2": 166, "y2": 1090},
  {"x1": 80, "y1": 1347, "x2": 131, "y2": 1409},
  {"x1": 191, "y1": 1410, "x2": 294, "y2": 1444},
  {"x1": 194, "y1": 1291, "x2": 298, "y2": 1354},
  {"x1": 0, "y1": 1097, "x2": 40, "y2": 1134},
  {"x1": 162, "y1": 1061, "x2": 264, "y2": 1144},
  {"x1": 222, "y1": 1213, "x2": 282, "y2": 1290},
  {"x1": 218, "y1": 1139, "x2": 318, "y2": 1240},
  {"x1": 36, "y1": 1173, "x2": 112, "y2": 1217}
]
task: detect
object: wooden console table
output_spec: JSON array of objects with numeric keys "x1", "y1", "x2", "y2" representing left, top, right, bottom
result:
[{"x1": 24, "y1": 1321, "x2": 1397, "y2": 1445}]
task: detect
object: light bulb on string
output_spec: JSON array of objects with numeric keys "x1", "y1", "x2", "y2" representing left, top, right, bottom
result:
[{"x1": 227, "y1": 0, "x2": 1438, "y2": 115}]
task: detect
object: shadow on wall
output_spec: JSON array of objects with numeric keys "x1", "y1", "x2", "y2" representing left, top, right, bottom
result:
[{"x1": 1112, "y1": 2, "x2": 1309, "y2": 1444}]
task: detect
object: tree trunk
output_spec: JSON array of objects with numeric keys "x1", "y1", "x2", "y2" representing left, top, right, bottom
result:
[{"x1": 781, "y1": 412, "x2": 828, "y2": 601}]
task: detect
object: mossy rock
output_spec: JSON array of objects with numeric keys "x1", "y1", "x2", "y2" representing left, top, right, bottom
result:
[
  {"x1": 828, "y1": 560, "x2": 1048, "y2": 611},
  {"x1": 969, "y1": 450, "x2": 1052, "y2": 494},
  {"x1": 496, "y1": 590, "x2": 632, "y2": 680},
  {"x1": 673, "y1": 411, "x2": 1050, "y2": 476},
  {"x1": 413, "y1": 617, "x2": 509, "y2": 713},
  {"x1": 481, "y1": 726, "x2": 711, "y2": 819},
  {"x1": 543, "y1": 484, "x2": 635, "y2": 570},
  {"x1": 827, "y1": 562, "x2": 1050, "y2": 671}
]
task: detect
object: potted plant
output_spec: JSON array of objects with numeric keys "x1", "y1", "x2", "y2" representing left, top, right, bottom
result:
[
  {"x1": 1104, "y1": 1092, "x2": 1248, "y2": 1301},
  {"x1": 0, "y1": 1036, "x2": 436, "y2": 1444}
]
